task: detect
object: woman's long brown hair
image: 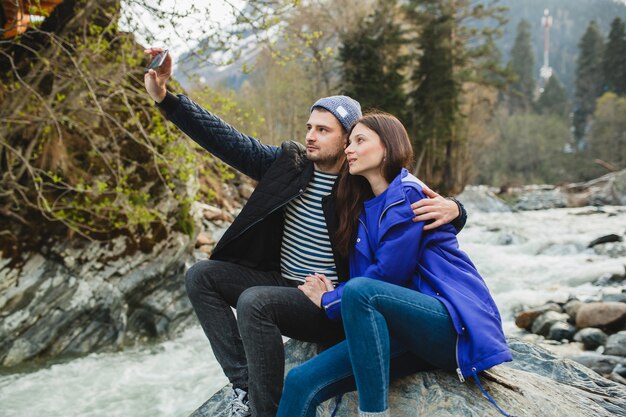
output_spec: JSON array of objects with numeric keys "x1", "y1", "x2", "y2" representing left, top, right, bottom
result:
[{"x1": 334, "y1": 112, "x2": 414, "y2": 256}]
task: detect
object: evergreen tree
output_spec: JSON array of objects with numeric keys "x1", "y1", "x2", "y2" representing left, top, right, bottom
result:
[
  {"x1": 535, "y1": 74, "x2": 568, "y2": 118},
  {"x1": 508, "y1": 19, "x2": 536, "y2": 113},
  {"x1": 407, "y1": 0, "x2": 508, "y2": 194},
  {"x1": 602, "y1": 17, "x2": 626, "y2": 95},
  {"x1": 339, "y1": 0, "x2": 408, "y2": 119},
  {"x1": 410, "y1": 10, "x2": 458, "y2": 192},
  {"x1": 573, "y1": 21, "x2": 605, "y2": 148}
]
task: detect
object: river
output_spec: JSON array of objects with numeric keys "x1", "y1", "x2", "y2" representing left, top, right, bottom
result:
[{"x1": 1, "y1": 206, "x2": 624, "y2": 417}]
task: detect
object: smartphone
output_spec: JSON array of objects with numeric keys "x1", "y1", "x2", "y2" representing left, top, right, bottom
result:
[{"x1": 145, "y1": 50, "x2": 168, "y2": 73}]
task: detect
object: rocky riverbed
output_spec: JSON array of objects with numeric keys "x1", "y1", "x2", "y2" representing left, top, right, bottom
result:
[
  {"x1": 513, "y1": 273, "x2": 626, "y2": 385},
  {"x1": 0, "y1": 178, "x2": 250, "y2": 368},
  {"x1": 1, "y1": 170, "x2": 625, "y2": 417}
]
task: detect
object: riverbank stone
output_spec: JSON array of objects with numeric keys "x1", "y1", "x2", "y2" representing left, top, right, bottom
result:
[
  {"x1": 564, "y1": 299, "x2": 583, "y2": 322},
  {"x1": 515, "y1": 303, "x2": 562, "y2": 329},
  {"x1": 454, "y1": 186, "x2": 512, "y2": 213},
  {"x1": 574, "y1": 328, "x2": 608, "y2": 350},
  {"x1": 548, "y1": 322, "x2": 577, "y2": 341},
  {"x1": 576, "y1": 302, "x2": 626, "y2": 330},
  {"x1": 605, "y1": 331, "x2": 626, "y2": 357},
  {"x1": 589, "y1": 234, "x2": 623, "y2": 248},
  {"x1": 567, "y1": 352, "x2": 626, "y2": 376},
  {"x1": 513, "y1": 188, "x2": 567, "y2": 211},
  {"x1": 531, "y1": 311, "x2": 570, "y2": 336}
]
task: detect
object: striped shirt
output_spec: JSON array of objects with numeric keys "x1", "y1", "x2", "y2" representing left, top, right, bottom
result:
[{"x1": 280, "y1": 170, "x2": 338, "y2": 283}]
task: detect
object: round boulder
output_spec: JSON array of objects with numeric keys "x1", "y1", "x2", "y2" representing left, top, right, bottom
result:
[
  {"x1": 531, "y1": 311, "x2": 570, "y2": 336},
  {"x1": 515, "y1": 303, "x2": 562, "y2": 330},
  {"x1": 604, "y1": 331, "x2": 626, "y2": 357},
  {"x1": 573, "y1": 328, "x2": 608, "y2": 350},
  {"x1": 566, "y1": 352, "x2": 626, "y2": 375},
  {"x1": 548, "y1": 322, "x2": 577, "y2": 341},
  {"x1": 575, "y1": 302, "x2": 626, "y2": 329}
]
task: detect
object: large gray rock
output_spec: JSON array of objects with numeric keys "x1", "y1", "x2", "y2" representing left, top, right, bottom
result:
[
  {"x1": 454, "y1": 186, "x2": 512, "y2": 213},
  {"x1": 513, "y1": 188, "x2": 568, "y2": 211},
  {"x1": 531, "y1": 311, "x2": 570, "y2": 336},
  {"x1": 548, "y1": 322, "x2": 577, "y2": 341},
  {"x1": 605, "y1": 331, "x2": 626, "y2": 357},
  {"x1": 568, "y1": 352, "x2": 626, "y2": 375},
  {"x1": 515, "y1": 303, "x2": 562, "y2": 330},
  {"x1": 0, "y1": 233, "x2": 196, "y2": 367},
  {"x1": 562, "y1": 169, "x2": 626, "y2": 206},
  {"x1": 574, "y1": 328, "x2": 609, "y2": 350},
  {"x1": 190, "y1": 339, "x2": 626, "y2": 417},
  {"x1": 576, "y1": 302, "x2": 626, "y2": 330}
]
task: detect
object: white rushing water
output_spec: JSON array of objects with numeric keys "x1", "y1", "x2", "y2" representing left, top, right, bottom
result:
[{"x1": 1, "y1": 206, "x2": 624, "y2": 417}]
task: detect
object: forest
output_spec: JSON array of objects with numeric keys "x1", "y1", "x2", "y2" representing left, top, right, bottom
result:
[
  {"x1": 174, "y1": 0, "x2": 626, "y2": 190},
  {"x1": 1, "y1": 0, "x2": 626, "y2": 256}
]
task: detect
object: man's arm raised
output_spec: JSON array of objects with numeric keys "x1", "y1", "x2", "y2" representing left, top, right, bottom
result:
[
  {"x1": 144, "y1": 48, "x2": 169, "y2": 103},
  {"x1": 143, "y1": 48, "x2": 280, "y2": 181}
]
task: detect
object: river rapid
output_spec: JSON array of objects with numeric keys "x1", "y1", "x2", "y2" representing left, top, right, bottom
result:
[{"x1": 1, "y1": 206, "x2": 624, "y2": 417}]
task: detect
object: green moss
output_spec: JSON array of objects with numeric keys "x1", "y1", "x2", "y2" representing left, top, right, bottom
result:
[{"x1": 175, "y1": 199, "x2": 195, "y2": 239}]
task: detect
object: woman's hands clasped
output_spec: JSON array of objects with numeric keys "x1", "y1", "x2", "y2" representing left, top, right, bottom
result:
[{"x1": 298, "y1": 273, "x2": 334, "y2": 308}]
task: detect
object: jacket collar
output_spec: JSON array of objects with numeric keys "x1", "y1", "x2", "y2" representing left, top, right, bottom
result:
[
  {"x1": 358, "y1": 168, "x2": 412, "y2": 224},
  {"x1": 382, "y1": 168, "x2": 410, "y2": 208}
]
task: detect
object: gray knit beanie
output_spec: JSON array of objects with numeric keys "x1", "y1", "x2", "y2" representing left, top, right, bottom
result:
[{"x1": 310, "y1": 95, "x2": 362, "y2": 132}]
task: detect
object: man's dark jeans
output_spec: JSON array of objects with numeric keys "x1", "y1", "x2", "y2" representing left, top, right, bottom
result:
[{"x1": 185, "y1": 260, "x2": 345, "y2": 417}]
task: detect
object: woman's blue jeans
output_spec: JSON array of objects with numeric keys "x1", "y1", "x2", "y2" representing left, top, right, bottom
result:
[{"x1": 276, "y1": 277, "x2": 458, "y2": 417}]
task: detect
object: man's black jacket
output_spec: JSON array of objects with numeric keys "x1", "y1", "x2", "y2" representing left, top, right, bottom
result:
[{"x1": 158, "y1": 92, "x2": 467, "y2": 283}]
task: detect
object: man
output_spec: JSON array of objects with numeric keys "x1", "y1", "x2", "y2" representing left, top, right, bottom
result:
[{"x1": 144, "y1": 48, "x2": 466, "y2": 417}]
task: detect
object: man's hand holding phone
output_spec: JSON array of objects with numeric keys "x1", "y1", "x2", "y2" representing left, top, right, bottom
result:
[{"x1": 144, "y1": 48, "x2": 171, "y2": 103}]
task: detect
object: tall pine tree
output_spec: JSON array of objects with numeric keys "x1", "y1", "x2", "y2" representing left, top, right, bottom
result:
[
  {"x1": 339, "y1": 0, "x2": 408, "y2": 119},
  {"x1": 573, "y1": 21, "x2": 605, "y2": 148},
  {"x1": 535, "y1": 75, "x2": 568, "y2": 119},
  {"x1": 407, "y1": 0, "x2": 508, "y2": 194},
  {"x1": 508, "y1": 19, "x2": 535, "y2": 113},
  {"x1": 410, "y1": 10, "x2": 458, "y2": 192},
  {"x1": 602, "y1": 17, "x2": 626, "y2": 96}
]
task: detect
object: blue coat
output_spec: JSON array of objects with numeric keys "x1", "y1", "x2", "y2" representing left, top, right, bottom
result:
[{"x1": 321, "y1": 169, "x2": 511, "y2": 379}]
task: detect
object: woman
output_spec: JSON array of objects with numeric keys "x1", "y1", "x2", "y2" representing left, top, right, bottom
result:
[{"x1": 276, "y1": 112, "x2": 513, "y2": 417}]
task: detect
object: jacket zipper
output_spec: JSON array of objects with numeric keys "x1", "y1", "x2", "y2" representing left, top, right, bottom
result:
[
  {"x1": 358, "y1": 218, "x2": 369, "y2": 236},
  {"x1": 378, "y1": 199, "x2": 405, "y2": 228},
  {"x1": 374, "y1": 191, "x2": 468, "y2": 383},
  {"x1": 456, "y1": 334, "x2": 465, "y2": 382}
]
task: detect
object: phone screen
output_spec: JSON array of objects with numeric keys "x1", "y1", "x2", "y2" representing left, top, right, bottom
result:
[{"x1": 145, "y1": 50, "x2": 168, "y2": 73}]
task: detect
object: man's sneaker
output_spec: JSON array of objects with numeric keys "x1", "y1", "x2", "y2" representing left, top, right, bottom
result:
[{"x1": 227, "y1": 388, "x2": 251, "y2": 417}]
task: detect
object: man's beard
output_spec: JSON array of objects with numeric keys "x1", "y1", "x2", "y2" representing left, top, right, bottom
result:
[{"x1": 308, "y1": 150, "x2": 344, "y2": 167}]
